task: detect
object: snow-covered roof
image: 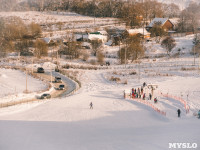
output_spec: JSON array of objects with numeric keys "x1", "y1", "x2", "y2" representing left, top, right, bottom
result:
[
  {"x1": 98, "y1": 31, "x2": 108, "y2": 35},
  {"x1": 42, "y1": 37, "x2": 54, "y2": 44},
  {"x1": 148, "y1": 18, "x2": 169, "y2": 27},
  {"x1": 127, "y1": 28, "x2": 150, "y2": 35},
  {"x1": 169, "y1": 18, "x2": 180, "y2": 26}
]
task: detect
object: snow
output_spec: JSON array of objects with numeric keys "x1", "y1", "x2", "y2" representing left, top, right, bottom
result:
[
  {"x1": 127, "y1": 28, "x2": 150, "y2": 36},
  {"x1": 0, "y1": 11, "x2": 117, "y2": 32},
  {"x1": 88, "y1": 33, "x2": 108, "y2": 43},
  {"x1": 0, "y1": 33, "x2": 200, "y2": 149},
  {"x1": 145, "y1": 34, "x2": 195, "y2": 57},
  {"x1": 0, "y1": 68, "x2": 47, "y2": 99},
  {"x1": 148, "y1": 18, "x2": 169, "y2": 28}
]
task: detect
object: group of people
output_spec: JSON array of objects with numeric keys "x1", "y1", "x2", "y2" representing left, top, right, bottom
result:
[
  {"x1": 131, "y1": 83, "x2": 155, "y2": 102},
  {"x1": 131, "y1": 87, "x2": 144, "y2": 99}
]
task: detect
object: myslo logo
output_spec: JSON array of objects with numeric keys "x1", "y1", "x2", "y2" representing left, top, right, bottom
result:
[{"x1": 169, "y1": 143, "x2": 198, "y2": 149}]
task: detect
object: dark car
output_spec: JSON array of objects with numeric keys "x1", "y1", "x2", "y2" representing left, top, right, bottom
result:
[
  {"x1": 37, "y1": 67, "x2": 44, "y2": 73},
  {"x1": 55, "y1": 76, "x2": 62, "y2": 83},
  {"x1": 58, "y1": 84, "x2": 65, "y2": 90},
  {"x1": 40, "y1": 93, "x2": 51, "y2": 99}
]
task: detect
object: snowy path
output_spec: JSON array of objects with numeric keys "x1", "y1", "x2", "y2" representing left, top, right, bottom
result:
[{"x1": 80, "y1": 70, "x2": 117, "y2": 93}]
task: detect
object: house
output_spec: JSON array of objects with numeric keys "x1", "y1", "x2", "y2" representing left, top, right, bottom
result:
[
  {"x1": 88, "y1": 31, "x2": 108, "y2": 43},
  {"x1": 41, "y1": 37, "x2": 56, "y2": 45},
  {"x1": 146, "y1": 18, "x2": 174, "y2": 31},
  {"x1": 127, "y1": 28, "x2": 151, "y2": 39},
  {"x1": 74, "y1": 32, "x2": 88, "y2": 41}
]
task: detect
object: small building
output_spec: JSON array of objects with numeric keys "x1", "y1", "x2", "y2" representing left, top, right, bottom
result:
[
  {"x1": 88, "y1": 31, "x2": 108, "y2": 43},
  {"x1": 41, "y1": 37, "x2": 56, "y2": 45},
  {"x1": 146, "y1": 18, "x2": 174, "y2": 31},
  {"x1": 127, "y1": 28, "x2": 151, "y2": 39},
  {"x1": 74, "y1": 32, "x2": 89, "y2": 41}
]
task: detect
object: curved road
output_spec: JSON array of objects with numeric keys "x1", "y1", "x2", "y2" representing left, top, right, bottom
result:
[{"x1": 47, "y1": 71, "x2": 77, "y2": 97}]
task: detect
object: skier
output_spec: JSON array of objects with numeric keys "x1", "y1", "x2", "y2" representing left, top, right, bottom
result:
[
  {"x1": 132, "y1": 88, "x2": 134, "y2": 98},
  {"x1": 143, "y1": 82, "x2": 146, "y2": 87},
  {"x1": 141, "y1": 87, "x2": 143, "y2": 95},
  {"x1": 143, "y1": 93, "x2": 146, "y2": 100},
  {"x1": 132, "y1": 92, "x2": 135, "y2": 98},
  {"x1": 149, "y1": 93, "x2": 152, "y2": 100},
  {"x1": 177, "y1": 109, "x2": 181, "y2": 117},
  {"x1": 137, "y1": 88, "x2": 140, "y2": 95},
  {"x1": 90, "y1": 102, "x2": 93, "y2": 109},
  {"x1": 154, "y1": 97, "x2": 157, "y2": 103}
]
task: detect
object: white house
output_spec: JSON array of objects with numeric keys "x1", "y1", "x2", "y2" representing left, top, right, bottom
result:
[
  {"x1": 88, "y1": 31, "x2": 108, "y2": 43},
  {"x1": 127, "y1": 28, "x2": 151, "y2": 39}
]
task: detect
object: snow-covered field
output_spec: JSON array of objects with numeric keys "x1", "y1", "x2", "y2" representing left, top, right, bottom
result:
[
  {"x1": 0, "y1": 11, "x2": 118, "y2": 32},
  {"x1": 0, "y1": 34, "x2": 200, "y2": 149},
  {"x1": 0, "y1": 68, "x2": 199, "y2": 150},
  {"x1": 0, "y1": 68, "x2": 47, "y2": 101}
]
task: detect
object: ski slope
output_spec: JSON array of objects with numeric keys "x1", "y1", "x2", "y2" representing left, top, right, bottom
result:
[
  {"x1": 0, "y1": 34, "x2": 200, "y2": 149},
  {"x1": 0, "y1": 68, "x2": 200, "y2": 150}
]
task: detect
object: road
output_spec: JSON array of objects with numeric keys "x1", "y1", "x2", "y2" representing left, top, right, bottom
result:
[{"x1": 47, "y1": 71, "x2": 77, "y2": 97}]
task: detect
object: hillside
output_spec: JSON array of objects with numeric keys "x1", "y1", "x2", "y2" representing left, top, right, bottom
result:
[{"x1": 0, "y1": 33, "x2": 200, "y2": 150}]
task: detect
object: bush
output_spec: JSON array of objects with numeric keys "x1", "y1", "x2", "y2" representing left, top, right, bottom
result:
[
  {"x1": 129, "y1": 71, "x2": 137, "y2": 75},
  {"x1": 97, "y1": 51, "x2": 104, "y2": 64},
  {"x1": 110, "y1": 76, "x2": 121, "y2": 82},
  {"x1": 90, "y1": 59, "x2": 97, "y2": 65},
  {"x1": 82, "y1": 51, "x2": 90, "y2": 61}
]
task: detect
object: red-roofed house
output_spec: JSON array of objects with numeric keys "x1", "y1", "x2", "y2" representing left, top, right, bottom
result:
[{"x1": 146, "y1": 18, "x2": 174, "y2": 31}]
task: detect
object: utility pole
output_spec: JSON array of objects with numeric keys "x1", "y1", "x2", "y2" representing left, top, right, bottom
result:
[
  {"x1": 138, "y1": 60, "x2": 141, "y2": 83},
  {"x1": 93, "y1": 0, "x2": 96, "y2": 27},
  {"x1": 25, "y1": 68, "x2": 28, "y2": 93},
  {"x1": 194, "y1": 31, "x2": 197, "y2": 66},
  {"x1": 125, "y1": 47, "x2": 127, "y2": 68},
  {"x1": 32, "y1": 57, "x2": 34, "y2": 74},
  {"x1": 181, "y1": 0, "x2": 184, "y2": 36}
]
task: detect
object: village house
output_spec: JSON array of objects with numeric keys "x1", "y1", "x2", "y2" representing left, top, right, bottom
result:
[
  {"x1": 88, "y1": 31, "x2": 108, "y2": 43},
  {"x1": 146, "y1": 18, "x2": 174, "y2": 32},
  {"x1": 127, "y1": 28, "x2": 151, "y2": 39}
]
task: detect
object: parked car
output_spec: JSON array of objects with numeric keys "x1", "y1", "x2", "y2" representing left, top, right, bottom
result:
[
  {"x1": 58, "y1": 84, "x2": 65, "y2": 90},
  {"x1": 37, "y1": 67, "x2": 44, "y2": 73},
  {"x1": 55, "y1": 76, "x2": 62, "y2": 83},
  {"x1": 40, "y1": 93, "x2": 51, "y2": 99}
]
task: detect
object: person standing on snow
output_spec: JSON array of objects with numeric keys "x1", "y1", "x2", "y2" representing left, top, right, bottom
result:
[
  {"x1": 90, "y1": 102, "x2": 93, "y2": 109},
  {"x1": 143, "y1": 93, "x2": 146, "y2": 100},
  {"x1": 177, "y1": 109, "x2": 181, "y2": 117},
  {"x1": 154, "y1": 97, "x2": 157, "y2": 103},
  {"x1": 149, "y1": 93, "x2": 152, "y2": 100}
]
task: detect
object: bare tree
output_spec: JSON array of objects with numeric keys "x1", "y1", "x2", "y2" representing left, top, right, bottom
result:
[
  {"x1": 34, "y1": 39, "x2": 48, "y2": 58},
  {"x1": 150, "y1": 22, "x2": 167, "y2": 43},
  {"x1": 97, "y1": 51, "x2": 104, "y2": 65},
  {"x1": 119, "y1": 35, "x2": 144, "y2": 64},
  {"x1": 91, "y1": 39, "x2": 102, "y2": 56},
  {"x1": 161, "y1": 36, "x2": 176, "y2": 56}
]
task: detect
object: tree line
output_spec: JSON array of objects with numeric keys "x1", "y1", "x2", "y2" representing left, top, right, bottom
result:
[
  {"x1": 0, "y1": 17, "x2": 47, "y2": 58},
  {"x1": 23, "y1": 0, "x2": 180, "y2": 28}
]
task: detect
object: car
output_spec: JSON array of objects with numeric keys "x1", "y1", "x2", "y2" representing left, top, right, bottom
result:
[
  {"x1": 37, "y1": 67, "x2": 44, "y2": 73},
  {"x1": 55, "y1": 76, "x2": 62, "y2": 83},
  {"x1": 58, "y1": 84, "x2": 65, "y2": 90},
  {"x1": 40, "y1": 93, "x2": 51, "y2": 99}
]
